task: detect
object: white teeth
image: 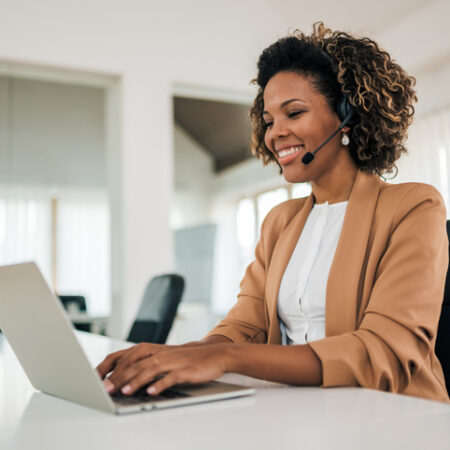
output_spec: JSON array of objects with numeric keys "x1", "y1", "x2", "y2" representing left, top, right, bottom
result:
[{"x1": 278, "y1": 146, "x2": 303, "y2": 158}]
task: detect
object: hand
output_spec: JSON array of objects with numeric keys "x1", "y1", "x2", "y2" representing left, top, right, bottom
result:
[
  {"x1": 96, "y1": 342, "x2": 176, "y2": 381},
  {"x1": 96, "y1": 343, "x2": 233, "y2": 396}
]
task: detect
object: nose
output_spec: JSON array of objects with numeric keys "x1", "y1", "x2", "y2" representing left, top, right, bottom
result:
[{"x1": 268, "y1": 118, "x2": 290, "y2": 139}]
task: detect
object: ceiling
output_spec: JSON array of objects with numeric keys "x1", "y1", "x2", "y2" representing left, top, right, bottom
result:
[{"x1": 174, "y1": 96, "x2": 253, "y2": 172}]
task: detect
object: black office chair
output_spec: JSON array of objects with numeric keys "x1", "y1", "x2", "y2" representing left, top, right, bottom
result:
[
  {"x1": 58, "y1": 295, "x2": 90, "y2": 332},
  {"x1": 435, "y1": 221, "x2": 450, "y2": 394},
  {"x1": 127, "y1": 274, "x2": 185, "y2": 344}
]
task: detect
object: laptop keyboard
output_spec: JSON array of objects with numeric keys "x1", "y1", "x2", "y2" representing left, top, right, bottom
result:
[{"x1": 112, "y1": 387, "x2": 189, "y2": 406}]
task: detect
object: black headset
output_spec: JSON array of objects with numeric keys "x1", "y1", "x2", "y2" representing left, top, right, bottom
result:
[
  {"x1": 336, "y1": 96, "x2": 356, "y2": 128},
  {"x1": 301, "y1": 51, "x2": 357, "y2": 165}
]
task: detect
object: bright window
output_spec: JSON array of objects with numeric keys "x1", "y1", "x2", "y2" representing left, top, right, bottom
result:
[
  {"x1": 0, "y1": 189, "x2": 52, "y2": 282},
  {"x1": 0, "y1": 188, "x2": 110, "y2": 315},
  {"x1": 236, "y1": 198, "x2": 255, "y2": 249},
  {"x1": 234, "y1": 184, "x2": 309, "y2": 287},
  {"x1": 257, "y1": 188, "x2": 288, "y2": 230},
  {"x1": 57, "y1": 193, "x2": 110, "y2": 315}
]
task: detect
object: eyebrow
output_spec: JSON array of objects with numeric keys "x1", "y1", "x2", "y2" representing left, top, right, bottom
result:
[{"x1": 262, "y1": 98, "x2": 306, "y2": 115}]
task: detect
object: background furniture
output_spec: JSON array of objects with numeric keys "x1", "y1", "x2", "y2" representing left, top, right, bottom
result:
[
  {"x1": 58, "y1": 295, "x2": 90, "y2": 332},
  {"x1": 127, "y1": 274, "x2": 185, "y2": 344},
  {"x1": 57, "y1": 296, "x2": 108, "y2": 335},
  {"x1": 58, "y1": 295, "x2": 87, "y2": 313},
  {"x1": 435, "y1": 221, "x2": 450, "y2": 393}
]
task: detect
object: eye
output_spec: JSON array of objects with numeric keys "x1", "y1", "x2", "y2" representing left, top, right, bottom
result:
[
  {"x1": 264, "y1": 120, "x2": 273, "y2": 128},
  {"x1": 288, "y1": 110, "x2": 304, "y2": 119}
]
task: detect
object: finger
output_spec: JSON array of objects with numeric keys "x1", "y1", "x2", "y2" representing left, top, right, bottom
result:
[
  {"x1": 119, "y1": 365, "x2": 166, "y2": 395},
  {"x1": 108, "y1": 354, "x2": 170, "y2": 394},
  {"x1": 96, "y1": 343, "x2": 157, "y2": 380},
  {"x1": 96, "y1": 349, "x2": 129, "y2": 379},
  {"x1": 146, "y1": 370, "x2": 188, "y2": 396}
]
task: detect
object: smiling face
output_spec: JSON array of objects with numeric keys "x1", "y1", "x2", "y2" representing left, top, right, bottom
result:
[{"x1": 263, "y1": 71, "x2": 351, "y2": 184}]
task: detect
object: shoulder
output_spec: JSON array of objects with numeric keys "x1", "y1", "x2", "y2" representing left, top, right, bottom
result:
[
  {"x1": 377, "y1": 181, "x2": 447, "y2": 230},
  {"x1": 378, "y1": 181, "x2": 446, "y2": 213},
  {"x1": 379, "y1": 180, "x2": 443, "y2": 201}
]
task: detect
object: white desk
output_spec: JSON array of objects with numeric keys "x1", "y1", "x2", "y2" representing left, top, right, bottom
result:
[{"x1": 0, "y1": 332, "x2": 449, "y2": 450}]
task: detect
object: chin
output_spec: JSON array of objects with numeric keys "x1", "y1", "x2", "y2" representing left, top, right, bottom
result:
[{"x1": 282, "y1": 167, "x2": 310, "y2": 184}]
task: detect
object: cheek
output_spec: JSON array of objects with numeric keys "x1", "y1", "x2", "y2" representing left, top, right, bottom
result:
[
  {"x1": 295, "y1": 116, "x2": 314, "y2": 137},
  {"x1": 263, "y1": 130, "x2": 273, "y2": 153}
]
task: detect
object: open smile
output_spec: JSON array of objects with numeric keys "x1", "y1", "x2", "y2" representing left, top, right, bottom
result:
[{"x1": 276, "y1": 145, "x2": 305, "y2": 165}]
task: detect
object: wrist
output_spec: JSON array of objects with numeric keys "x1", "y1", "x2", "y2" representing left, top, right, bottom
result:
[{"x1": 222, "y1": 343, "x2": 241, "y2": 373}]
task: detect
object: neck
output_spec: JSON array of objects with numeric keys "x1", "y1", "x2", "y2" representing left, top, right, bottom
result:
[{"x1": 311, "y1": 161, "x2": 358, "y2": 204}]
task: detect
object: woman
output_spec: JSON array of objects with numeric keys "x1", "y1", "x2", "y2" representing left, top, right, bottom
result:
[{"x1": 97, "y1": 23, "x2": 449, "y2": 402}]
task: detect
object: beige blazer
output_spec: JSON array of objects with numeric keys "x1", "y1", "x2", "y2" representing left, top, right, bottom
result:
[{"x1": 208, "y1": 170, "x2": 449, "y2": 402}]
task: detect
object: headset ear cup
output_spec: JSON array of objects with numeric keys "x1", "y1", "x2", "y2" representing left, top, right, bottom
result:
[{"x1": 337, "y1": 96, "x2": 356, "y2": 126}]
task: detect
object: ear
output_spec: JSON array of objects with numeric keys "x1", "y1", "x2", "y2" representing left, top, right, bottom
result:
[{"x1": 341, "y1": 126, "x2": 350, "y2": 133}]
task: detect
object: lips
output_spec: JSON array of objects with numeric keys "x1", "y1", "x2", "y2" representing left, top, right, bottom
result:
[{"x1": 275, "y1": 145, "x2": 305, "y2": 166}]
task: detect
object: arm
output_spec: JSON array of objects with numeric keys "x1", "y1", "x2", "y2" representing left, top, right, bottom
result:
[
  {"x1": 227, "y1": 343, "x2": 321, "y2": 386},
  {"x1": 145, "y1": 342, "x2": 322, "y2": 395},
  {"x1": 99, "y1": 340, "x2": 322, "y2": 396},
  {"x1": 96, "y1": 334, "x2": 232, "y2": 380}
]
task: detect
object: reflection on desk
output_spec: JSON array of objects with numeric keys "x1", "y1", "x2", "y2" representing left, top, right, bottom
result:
[{"x1": 0, "y1": 332, "x2": 449, "y2": 450}]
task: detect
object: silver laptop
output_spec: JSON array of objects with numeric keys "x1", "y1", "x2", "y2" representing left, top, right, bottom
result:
[{"x1": 0, "y1": 262, "x2": 254, "y2": 414}]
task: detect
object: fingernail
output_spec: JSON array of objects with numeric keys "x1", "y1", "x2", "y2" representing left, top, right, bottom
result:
[
  {"x1": 122, "y1": 385, "x2": 131, "y2": 394},
  {"x1": 103, "y1": 379, "x2": 114, "y2": 392},
  {"x1": 147, "y1": 386, "x2": 156, "y2": 395}
]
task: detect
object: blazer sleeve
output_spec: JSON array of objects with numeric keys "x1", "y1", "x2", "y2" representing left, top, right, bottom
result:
[
  {"x1": 205, "y1": 214, "x2": 272, "y2": 344},
  {"x1": 309, "y1": 185, "x2": 448, "y2": 393}
]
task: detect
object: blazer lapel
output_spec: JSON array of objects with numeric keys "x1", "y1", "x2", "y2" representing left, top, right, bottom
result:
[
  {"x1": 266, "y1": 194, "x2": 314, "y2": 343},
  {"x1": 325, "y1": 171, "x2": 381, "y2": 336}
]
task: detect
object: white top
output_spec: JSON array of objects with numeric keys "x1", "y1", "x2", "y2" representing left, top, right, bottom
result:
[{"x1": 277, "y1": 200, "x2": 348, "y2": 345}]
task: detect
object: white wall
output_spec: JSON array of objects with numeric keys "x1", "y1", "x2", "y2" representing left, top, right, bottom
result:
[
  {"x1": 172, "y1": 123, "x2": 213, "y2": 229},
  {"x1": 0, "y1": 76, "x2": 105, "y2": 188}
]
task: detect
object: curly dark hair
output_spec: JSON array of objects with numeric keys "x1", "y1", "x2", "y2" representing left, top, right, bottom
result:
[{"x1": 250, "y1": 22, "x2": 417, "y2": 176}]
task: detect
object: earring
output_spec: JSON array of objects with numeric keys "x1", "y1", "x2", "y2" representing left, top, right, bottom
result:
[{"x1": 341, "y1": 132, "x2": 350, "y2": 146}]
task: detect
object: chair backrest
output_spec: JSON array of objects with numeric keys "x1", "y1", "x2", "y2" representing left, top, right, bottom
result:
[
  {"x1": 127, "y1": 274, "x2": 185, "y2": 344},
  {"x1": 58, "y1": 295, "x2": 87, "y2": 313},
  {"x1": 435, "y1": 221, "x2": 450, "y2": 393}
]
